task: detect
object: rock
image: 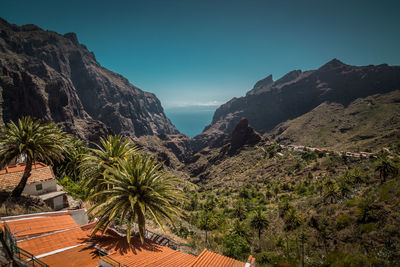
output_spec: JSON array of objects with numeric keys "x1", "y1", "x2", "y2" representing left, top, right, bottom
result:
[
  {"x1": 229, "y1": 118, "x2": 261, "y2": 154},
  {"x1": 194, "y1": 59, "x2": 400, "y2": 151},
  {"x1": 247, "y1": 74, "x2": 274, "y2": 95},
  {"x1": 63, "y1": 32, "x2": 79, "y2": 46},
  {"x1": 0, "y1": 17, "x2": 179, "y2": 144}
]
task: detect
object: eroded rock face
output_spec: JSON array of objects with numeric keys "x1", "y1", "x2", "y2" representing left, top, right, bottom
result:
[
  {"x1": 0, "y1": 18, "x2": 179, "y2": 143},
  {"x1": 229, "y1": 118, "x2": 261, "y2": 154},
  {"x1": 194, "y1": 59, "x2": 400, "y2": 151},
  {"x1": 184, "y1": 118, "x2": 261, "y2": 180}
]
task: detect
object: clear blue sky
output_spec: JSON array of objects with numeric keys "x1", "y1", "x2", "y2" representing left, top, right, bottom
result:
[{"x1": 1, "y1": 0, "x2": 400, "y2": 108}]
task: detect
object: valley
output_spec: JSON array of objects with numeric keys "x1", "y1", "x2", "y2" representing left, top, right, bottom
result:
[{"x1": 0, "y1": 16, "x2": 399, "y2": 267}]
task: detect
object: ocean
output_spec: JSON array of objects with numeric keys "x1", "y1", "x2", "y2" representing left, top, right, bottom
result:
[{"x1": 164, "y1": 105, "x2": 219, "y2": 138}]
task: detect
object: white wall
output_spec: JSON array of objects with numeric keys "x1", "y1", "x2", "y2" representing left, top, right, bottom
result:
[
  {"x1": 23, "y1": 179, "x2": 57, "y2": 196},
  {"x1": 53, "y1": 195, "x2": 64, "y2": 210}
]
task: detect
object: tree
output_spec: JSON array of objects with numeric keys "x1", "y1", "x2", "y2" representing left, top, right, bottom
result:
[
  {"x1": 284, "y1": 208, "x2": 301, "y2": 231},
  {"x1": 88, "y1": 155, "x2": 185, "y2": 243},
  {"x1": 250, "y1": 209, "x2": 269, "y2": 240},
  {"x1": 375, "y1": 157, "x2": 398, "y2": 182},
  {"x1": 338, "y1": 181, "x2": 352, "y2": 198},
  {"x1": 230, "y1": 220, "x2": 250, "y2": 241},
  {"x1": 233, "y1": 200, "x2": 247, "y2": 221},
  {"x1": 261, "y1": 143, "x2": 279, "y2": 159},
  {"x1": 323, "y1": 179, "x2": 340, "y2": 204},
  {"x1": 223, "y1": 233, "x2": 251, "y2": 260},
  {"x1": 197, "y1": 210, "x2": 218, "y2": 244},
  {"x1": 80, "y1": 135, "x2": 139, "y2": 195},
  {"x1": 0, "y1": 117, "x2": 66, "y2": 198},
  {"x1": 53, "y1": 135, "x2": 89, "y2": 181}
]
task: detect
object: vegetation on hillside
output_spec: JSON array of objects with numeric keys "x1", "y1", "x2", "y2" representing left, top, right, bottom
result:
[
  {"x1": 179, "y1": 143, "x2": 400, "y2": 266},
  {"x1": 1, "y1": 116, "x2": 399, "y2": 265},
  {"x1": 270, "y1": 90, "x2": 400, "y2": 151}
]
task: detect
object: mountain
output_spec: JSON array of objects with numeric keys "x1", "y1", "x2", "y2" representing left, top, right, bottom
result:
[
  {"x1": 0, "y1": 18, "x2": 179, "y2": 143},
  {"x1": 271, "y1": 89, "x2": 400, "y2": 150},
  {"x1": 193, "y1": 59, "x2": 400, "y2": 151}
]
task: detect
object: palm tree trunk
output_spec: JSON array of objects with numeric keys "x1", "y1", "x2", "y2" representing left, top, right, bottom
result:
[{"x1": 11, "y1": 158, "x2": 32, "y2": 198}]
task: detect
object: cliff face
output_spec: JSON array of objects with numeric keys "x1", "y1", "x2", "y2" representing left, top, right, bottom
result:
[
  {"x1": 193, "y1": 59, "x2": 400, "y2": 150},
  {"x1": 0, "y1": 18, "x2": 179, "y2": 142}
]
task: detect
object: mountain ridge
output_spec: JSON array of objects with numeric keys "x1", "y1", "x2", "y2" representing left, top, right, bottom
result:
[
  {"x1": 192, "y1": 59, "x2": 400, "y2": 152},
  {"x1": 0, "y1": 17, "x2": 179, "y2": 143}
]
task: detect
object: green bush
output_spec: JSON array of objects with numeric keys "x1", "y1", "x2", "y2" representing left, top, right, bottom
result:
[
  {"x1": 360, "y1": 223, "x2": 377, "y2": 234},
  {"x1": 223, "y1": 233, "x2": 250, "y2": 261},
  {"x1": 325, "y1": 250, "x2": 384, "y2": 266},
  {"x1": 336, "y1": 214, "x2": 352, "y2": 230},
  {"x1": 59, "y1": 176, "x2": 88, "y2": 200}
]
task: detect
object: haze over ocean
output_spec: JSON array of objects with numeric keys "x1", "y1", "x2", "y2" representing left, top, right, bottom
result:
[{"x1": 164, "y1": 105, "x2": 219, "y2": 138}]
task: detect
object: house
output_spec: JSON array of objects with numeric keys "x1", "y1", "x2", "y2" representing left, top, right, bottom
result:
[
  {"x1": 0, "y1": 210, "x2": 256, "y2": 267},
  {"x1": 0, "y1": 162, "x2": 68, "y2": 210}
]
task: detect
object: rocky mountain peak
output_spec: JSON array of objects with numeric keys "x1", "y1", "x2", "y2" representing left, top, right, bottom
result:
[
  {"x1": 247, "y1": 74, "x2": 274, "y2": 95},
  {"x1": 318, "y1": 58, "x2": 347, "y2": 71},
  {"x1": 275, "y1": 70, "x2": 302, "y2": 86},
  {"x1": 229, "y1": 118, "x2": 261, "y2": 154},
  {"x1": 63, "y1": 32, "x2": 79, "y2": 46}
]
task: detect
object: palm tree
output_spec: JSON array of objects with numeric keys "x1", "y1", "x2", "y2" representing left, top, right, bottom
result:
[
  {"x1": 375, "y1": 157, "x2": 398, "y2": 182},
  {"x1": 88, "y1": 155, "x2": 185, "y2": 243},
  {"x1": 80, "y1": 135, "x2": 139, "y2": 194},
  {"x1": 233, "y1": 200, "x2": 247, "y2": 221},
  {"x1": 230, "y1": 220, "x2": 250, "y2": 241},
  {"x1": 323, "y1": 182, "x2": 339, "y2": 204},
  {"x1": 338, "y1": 181, "x2": 352, "y2": 198},
  {"x1": 53, "y1": 135, "x2": 89, "y2": 181},
  {"x1": 250, "y1": 209, "x2": 269, "y2": 240},
  {"x1": 197, "y1": 210, "x2": 218, "y2": 244},
  {"x1": 0, "y1": 117, "x2": 66, "y2": 198}
]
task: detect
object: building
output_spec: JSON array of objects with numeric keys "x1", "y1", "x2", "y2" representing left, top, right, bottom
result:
[
  {"x1": 0, "y1": 162, "x2": 68, "y2": 210},
  {"x1": 0, "y1": 210, "x2": 256, "y2": 267}
]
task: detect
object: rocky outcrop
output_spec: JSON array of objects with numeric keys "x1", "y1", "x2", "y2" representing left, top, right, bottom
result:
[
  {"x1": 194, "y1": 59, "x2": 400, "y2": 151},
  {"x1": 229, "y1": 118, "x2": 261, "y2": 154},
  {"x1": 0, "y1": 18, "x2": 179, "y2": 143},
  {"x1": 184, "y1": 118, "x2": 261, "y2": 180}
]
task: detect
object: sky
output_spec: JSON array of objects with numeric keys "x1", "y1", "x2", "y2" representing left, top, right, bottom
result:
[{"x1": 1, "y1": 0, "x2": 400, "y2": 108}]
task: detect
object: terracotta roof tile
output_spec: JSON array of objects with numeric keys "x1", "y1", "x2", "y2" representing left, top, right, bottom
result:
[
  {"x1": 10, "y1": 212, "x2": 245, "y2": 267},
  {"x1": 17, "y1": 225, "x2": 92, "y2": 256},
  {"x1": 3, "y1": 215, "x2": 78, "y2": 238},
  {"x1": 88, "y1": 230, "x2": 195, "y2": 267},
  {"x1": 40, "y1": 244, "x2": 99, "y2": 267},
  {"x1": 0, "y1": 163, "x2": 55, "y2": 190},
  {"x1": 190, "y1": 249, "x2": 245, "y2": 267}
]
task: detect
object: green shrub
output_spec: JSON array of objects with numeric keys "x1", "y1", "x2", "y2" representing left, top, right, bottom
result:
[
  {"x1": 360, "y1": 223, "x2": 377, "y2": 234},
  {"x1": 59, "y1": 176, "x2": 88, "y2": 200},
  {"x1": 325, "y1": 250, "x2": 384, "y2": 266},
  {"x1": 254, "y1": 252, "x2": 289, "y2": 265},
  {"x1": 336, "y1": 214, "x2": 352, "y2": 230},
  {"x1": 223, "y1": 233, "x2": 250, "y2": 261}
]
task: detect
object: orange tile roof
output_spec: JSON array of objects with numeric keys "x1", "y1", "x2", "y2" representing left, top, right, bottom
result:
[
  {"x1": 40, "y1": 244, "x2": 99, "y2": 267},
  {"x1": 17, "y1": 225, "x2": 92, "y2": 256},
  {"x1": 0, "y1": 162, "x2": 55, "y2": 190},
  {"x1": 11, "y1": 212, "x2": 250, "y2": 267},
  {"x1": 0, "y1": 162, "x2": 47, "y2": 174},
  {"x1": 3, "y1": 215, "x2": 78, "y2": 239},
  {"x1": 247, "y1": 255, "x2": 256, "y2": 266},
  {"x1": 190, "y1": 248, "x2": 246, "y2": 267},
  {"x1": 88, "y1": 230, "x2": 196, "y2": 267}
]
